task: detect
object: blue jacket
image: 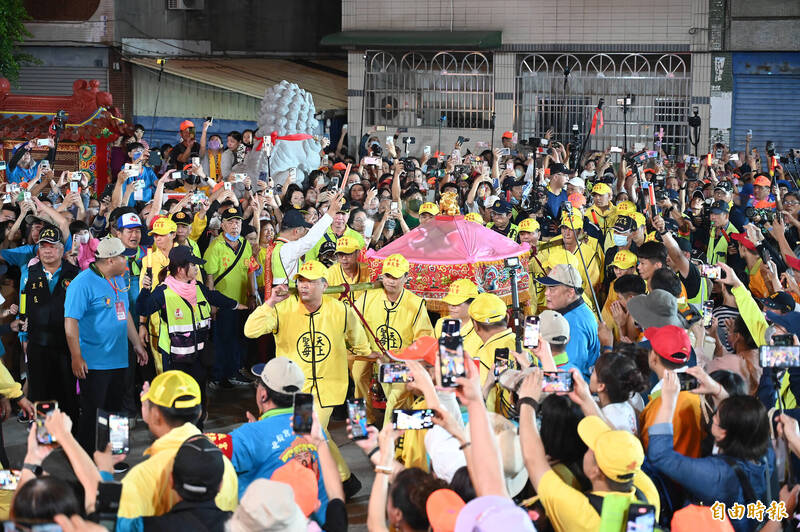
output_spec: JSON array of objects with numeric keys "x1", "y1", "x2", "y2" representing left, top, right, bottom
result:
[
  {"x1": 648, "y1": 423, "x2": 776, "y2": 532},
  {"x1": 8, "y1": 161, "x2": 39, "y2": 184},
  {"x1": 560, "y1": 298, "x2": 600, "y2": 380},
  {"x1": 122, "y1": 166, "x2": 158, "y2": 206},
  {"x1": 229, "y1": 407, "x2": 328, "y2": 519}
]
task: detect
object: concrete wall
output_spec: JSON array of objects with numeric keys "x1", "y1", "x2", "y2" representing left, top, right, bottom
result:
[
  {"x1": 729, "y1": 0, "x2": 800, "y2": 50},
  {"x1": 342, "y1": 0, "x2": 713, "y2": 155}
]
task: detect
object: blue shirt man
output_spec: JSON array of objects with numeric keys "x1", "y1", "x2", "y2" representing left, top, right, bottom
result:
[
  {"x1": 537, "y1": 263, "x2": 600, "y2": 379},
  {"x1": 542, "y1": 163, "x2": 570, "y2": 238},
  {"x1": 64, "y1": 236, "x2": 148, "y2": 452},
  {"x1": 229, "y1": 358, "x2": 329, "y2": 519}
]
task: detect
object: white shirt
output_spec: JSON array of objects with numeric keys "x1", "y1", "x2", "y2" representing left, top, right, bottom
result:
[
  {"x1": 601, "y1": 401, "x2": 639, "y2": 435},
  {"x1": 274, "y1": 214, "x2": 332, "y2": 284}
]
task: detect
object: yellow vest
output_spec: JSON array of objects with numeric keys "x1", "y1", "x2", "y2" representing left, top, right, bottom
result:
[
  {"x1": 355, "y1": 288, "x2": 434, "y2": 354},
  {"x1": 243, "y1": 295, "x2": 371, "y2": 407},
  {"x1": 326, "y1": 261, "x2": 371, "y2": 302},
  {"x1": 157, "y1": 285, "x2": 211, "y2": 363}
]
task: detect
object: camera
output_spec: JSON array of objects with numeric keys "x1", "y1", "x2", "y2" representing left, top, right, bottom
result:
[
  {"x1": 53, "y1": 109, "x2": 68, "y2": 131},
  {"x1": 457, "y1": 136, "x2": 470, "y2": 145},
  {"x1": 403, "y1": 136, "x2": 416, "y2": 145},
  {"x1": 371, "y1": 143, "x2": 382, "y2": 156},
  {"x1": 766, "y1": 141, "x2": 776, "y2": 158},
  {"x1": 745, "y1": 206, "x2": 774, "y2": 227},
  {"x1": 402, "y1": 158, "x2": 416, "y2": 172}
]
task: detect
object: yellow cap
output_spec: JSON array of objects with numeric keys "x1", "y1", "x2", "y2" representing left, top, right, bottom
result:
[
  {"x1": 442, "y1": 279, "x2": 480, "y2": 306},
  {"x1": 611, "y1": 249, "x2": 637, "y2": 270},
  {"x1": 578, "y1": 416, "x2": 644, "y2": 483},
  {"x1": 382, "y1": 254, "x2": 409, "y2": 278},
  {"x1": 632, "y1": 212, "x2": 646, "y2": 228},
  {"x1": 419, "y1": 202, "x2": 440, "y2": 216},
  {"x1": 616, "y1": 201, "x2": 637, "y2": 216},
  {"x1": 464, "y1": 212, "x2": 484, "y2": 225},
  {"x1": 336, "y1": 236, "x2": 361, "y2": 255},
  {"x1": 560, "y1": 211, "x2": 584, "y2": 229},
  {"x1": 543, "y1": 247, "x2": 581, "y2": 270},
  {"x1": 142, "y1": 370, "x2": 201, "y2": 409},
  {"x1": 293, "y1": 260, "x2": 328, "y2": 281},
  {"x1": 149, "y1": 217, "x2": 177, "y2": 236},
  {"x1": 645, "y1": 230, "x2": 658, "y2": 243},
  {"x1": 518, "y1": 218, "x2": 540, "y2": 233},
  {"x1": 468, "y1": 292, "x2": 508, "y2": 324},
  {"x1": 592, "y1": 182, "x2": 612, "y2": 196}
]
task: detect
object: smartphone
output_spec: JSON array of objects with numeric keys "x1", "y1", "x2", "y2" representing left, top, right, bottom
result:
[
  {"x1": 699, "y1": 264, "x2": 721, "y2": 280},
  {"x1": 22, "y1": 191, "x2": 31, "y2": 202},
  {"x1": 375, "y1": 125, "x2": 386, "y2": 131},
  {"x1": 390, "y1": 201, "x2": 399, "y2": 214},
  {"x1": 772, "y1": 334, "x2": 794, "y2": 347},
  {"x1": 347, "y1": 399, "x2": 369, "y2": 440},
  {"x1": 379, "y1": 363, "x2": 411, "y2": 383},
  {"x1": 386, "y1": 136, "x2": 394, "y2": 146},
  {"x1": 524, "y1": 316, "x2": 540, "y2": 348},
  {"x1": 34, "y1": 401, "x2": 58, "y2": 444},
  {"x1": 95, "y1": 481, "x2": 123, "y2": 530},
  {"x1": 0, "y1": 161, "x2": 6, "y2": 171},
  {"x1": 233, "y1": 173, "x2": 247, "y2": 182},
  {"x1": 494, "y1": 347, "x2": 510, "y2": 377},
  {"x1": 191, "y1": 156, "x2": 200, "y2": 166},
  {"x1": 506, "y1": 162, "x2": 514, "y2": 171},
  {"x1": 97, "y1": 411, "x2": 130, "y2": 455},
  {"x1": 69, "y1": 181, "x2": 79, "y2": 194},
  {"x1": 498, "y1": 148, "x2": 511, "y2": 156},
  {"x1": 625, "y1": 503, "x2": 656, "y2": 532},
  {"x1": 439, "y1": 335, "x2": 465, "y2": 387},
  {"x1": 224, "y1": 182, "x2": 232, "y2": 191},
  {"x1": 392, "y1": 409, "x2": 434, "y2": 430},
  {"x1": 441, "y1": 318, "x2": 461, "y2": 337},
  {"x1": 69, "y1": 171, "x2": 83, "y2": 182},
  {"x1": 39, "y1": 159, "x2": 50, "y2": 171},
  {"x1": 292, "y1": 393, "x2": 314, "y2": 434},
  {"x1": 541, "y1": 371, "x2": 573, "y2": 393},
  {"x1": 36, "y1": 138, "x2": 51, "y2": 147},
  {"x1": 0, "y1": 470, "x2": 20, "y2": 490},
  {"x1": 363, "y1": 156, "x2": 381, "y2": 166},
  {"x1": 173, "y1": 171, "x2": 182, "y2": 181},
  {"x1": 760, "y1": 345, "x2": 800, "y2": 368},
  {"x1": 609, "y1": 146, "x2": 623, "y2": 153},
  {"x1": 206, "y1": 116, "x2": 213, "y2": 124},
  {"x1": 702, "y1": 300, "x2": 714, "y2": 328},
  {"x1": 677, "y1": 372, "x2": 698, "y2": 391},
  {"x1": 424, "y1": 146, "x2": 431, "y2": 156}
]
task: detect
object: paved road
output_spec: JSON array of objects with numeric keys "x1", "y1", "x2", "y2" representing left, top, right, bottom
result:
[{"x1": 1, "y1": 384, "x2": 373, "y2": 530}]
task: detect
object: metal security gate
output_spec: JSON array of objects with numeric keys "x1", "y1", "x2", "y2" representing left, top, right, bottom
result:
[
  {"x1": 515, "y1": 53, "x2": 691, "y2": 155},
  {"x1": 364, "y1": 50, "x2": 494, "y2": 130}
]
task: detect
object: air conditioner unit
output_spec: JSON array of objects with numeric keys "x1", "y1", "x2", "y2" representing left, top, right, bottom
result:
[{"x1": 167, "y1": 0, "x2": 204, "y2": 10}]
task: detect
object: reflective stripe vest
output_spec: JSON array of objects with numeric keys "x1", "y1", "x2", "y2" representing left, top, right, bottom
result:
[
  {"x1": 157, "y1": 285, "x2": 212, "y2": 363},
  {"x1": 270, "y1": 239, "x2": 299, "y2": 287}
]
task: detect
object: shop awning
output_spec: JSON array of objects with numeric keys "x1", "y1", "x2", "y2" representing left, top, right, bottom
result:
[
  {"x1": 320, "y1": 30, "x2": 502, "y2": 50},
  {"x1": 126, "y1": 57, "x2": 348, "y2": 111}
]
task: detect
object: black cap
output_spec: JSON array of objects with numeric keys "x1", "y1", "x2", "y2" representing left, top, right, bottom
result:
[
  {"x1": 171, "y1": 210, "x2": 192, "y2": 226},
  {"x1": 714, "y1": 180, "x2": 733, "y2": 193},
  {"x1": 319, "y1": 240, "x2": 337, "y2": 257},
  {"x1": 709, "y1": 200, "x2": 730, "y2": 214},
  {"x1": 173, "y1": 435, "x2": 225, "y2": 502},
  {"x1": 759, "y1": 291, "x2": 796, "y2": 314},
  {"x1": 550, "y1": 163, "x2": 569, "y2": 175},
  {"x1": 613, "y1": 215, "x2": 635, "y2": 233},
  {"x1": 654, "y1": 189, "x2": 668, "y2": 202},
  {"x1": 676, "y1": 237, "x2": 692, "y2": 253},
  {"x1": 282, "y1": 209, "x2": 313, "y2": 229},
  {"x1": 339, "y1": 199, "x2": 352, "y2": 213},
  {"x1": 221, "y1": 207, "x2": 243, "y2": 221},
  {"x1": 37, "y1": 223, "x2": 62, "y2": 244},
  {"x1": 491, "y1": 199, "x2": 512, "y2": 214},
  {"x1": 168, "y1": 245, "x2": 205, "y2": 266}
]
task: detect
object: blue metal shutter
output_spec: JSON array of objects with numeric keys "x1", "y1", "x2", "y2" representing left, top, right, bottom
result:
[{"x1": 732, "y1": 74, "x2": 800, "y2": 155}]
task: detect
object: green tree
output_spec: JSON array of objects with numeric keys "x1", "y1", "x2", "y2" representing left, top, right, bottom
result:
[{"x1": 0, "y1": 0, "x2": 38, "y2": 83}]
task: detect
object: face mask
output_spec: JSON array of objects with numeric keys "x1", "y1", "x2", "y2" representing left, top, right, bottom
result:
[
  {"x1": 79, "y1": 232, "x2": 91, "y2": 244},
  {"x1": 224, "y1": 232, "x2": 240, "y2": 241},
  {"x1": 366, "y1": 207, "x2": 378, "y2": 216},
  {"x1": 613, "y1": 233, "x2": 628, "y2": 247},
  {"x1": 86, "y1": 208, "x2": 99, "y2": 217},
  {"x1": 208, "y1": 139, "x2": 221, "y2": 150},
  {"x1": 132, "y1": 151, "x2": 143, "y2": 161},
  {"x1": 515, "y1": 169, "x2": 524, "y2": 178},
  {"x1": 407, "y1": 198, "x2": 422, "y2": 213}
]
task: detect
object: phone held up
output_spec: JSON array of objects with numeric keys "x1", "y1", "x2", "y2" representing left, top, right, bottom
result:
[
  {"x1": 439, "y1": 319, "x2": 465, "y2": 387},
  {"x1": 292, "y1": 393, "x2": 314, "y2": 434}
]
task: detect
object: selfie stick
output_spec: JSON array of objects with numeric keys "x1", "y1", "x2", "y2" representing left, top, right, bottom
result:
[
  {"x1": 490, "y1": 111, "x2": 496, "y2": 152},
  {"x1": 148, "y1": 59, "x2": 166, "y2": 148},
  {"x1": 576, "y1": 99, "x2": 604, "y2": 170},
  {"x1": 437, "y1": 114, "x2": 446, "y2": 156},
  {"x1": 563, "y1": 202, "x2": 601, "y2": 315},
  {"x1": 358, "y1": 52, "x2": 369, "y2": 164}
]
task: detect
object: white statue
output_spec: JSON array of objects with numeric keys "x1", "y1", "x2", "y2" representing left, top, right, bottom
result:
[{"x1": 244, "y1": 80, "x2": 321, "y2": 187}]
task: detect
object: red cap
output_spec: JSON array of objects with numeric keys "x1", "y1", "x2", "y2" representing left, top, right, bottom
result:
[
  {"x1": 333, "y1": 162, "x2": 347, "y2": 171},
  {"x1": 179, "y1": 120, "x2": 195, "y2": 131},
  {"x1": 501, "y1": 131, "x2": 513, "y2": 139},
  {"x1": 754, "y1": 175, "x2": 771, "y2": 187},
  {"x1": 644, "y1": 325, "x2": 691, "y2": 364},
  {"x1": 786, "y1": 254, "x2": 800, "y2": 271},
  {"x1": 391, "y1": 336, "x2": 438, "y2": 365},
  {"x1": 730, "y1": 232, "x2": 757, "y2": 251}
]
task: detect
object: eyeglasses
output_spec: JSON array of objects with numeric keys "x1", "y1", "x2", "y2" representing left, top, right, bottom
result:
[{"x1": 785, "y1": 201, "x2": 799, "y2": 207}]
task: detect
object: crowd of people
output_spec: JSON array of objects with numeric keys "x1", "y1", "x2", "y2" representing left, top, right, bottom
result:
[{"x1": 0, "y1": 117, "x2": 799, "y2": 531}]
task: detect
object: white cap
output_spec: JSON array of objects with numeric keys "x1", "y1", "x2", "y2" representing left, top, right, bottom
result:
[{"x1": 568, "y1": 177, "x2": 585, "y2": 189}]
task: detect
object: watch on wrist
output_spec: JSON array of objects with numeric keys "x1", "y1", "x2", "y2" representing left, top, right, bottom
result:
[{"x1": 23, "y1": 463, "x2": 42, "y2": 477}]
